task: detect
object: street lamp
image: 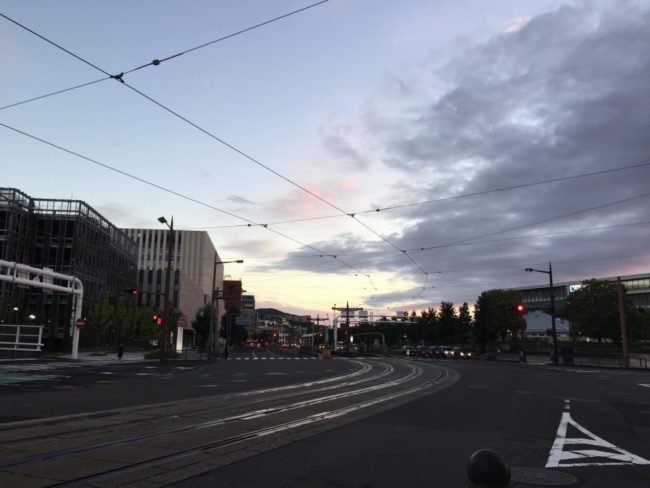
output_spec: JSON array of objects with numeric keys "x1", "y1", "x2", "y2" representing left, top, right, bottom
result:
[
  {"x1": 525, "y1": 262, "x2": 558, "y2": 364},
  {"x1": 158, "y1": 216, "x2": 174, "y2": 361},
  {"x1": 208, "y1": 255, "x2": 243, "y2": 357}
]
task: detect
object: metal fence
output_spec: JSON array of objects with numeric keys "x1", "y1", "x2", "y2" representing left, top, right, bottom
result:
[{"x1": 0, "y1": 324, "x2": 44, "y2": 352}]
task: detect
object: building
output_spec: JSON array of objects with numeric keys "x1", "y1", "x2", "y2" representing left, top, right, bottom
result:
[
  {"x1": 522, "y1": 310, "x2": 570, "y2": 341},
  {"x1": 0, "y1": 188, "x2": 137, "y2": 346},
  {"x1": 513, "y1": 273, "x2": 650, "y2": 312},
  {"x1": 122, "y1": 228, "x2": 223, "y2": 334}
]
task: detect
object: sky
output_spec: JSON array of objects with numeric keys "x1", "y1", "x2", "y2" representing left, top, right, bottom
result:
[{"x1": 2, "y1": 0, "x2": 649, "y2": 320}]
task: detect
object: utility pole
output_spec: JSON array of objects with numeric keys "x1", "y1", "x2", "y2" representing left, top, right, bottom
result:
[
  {"x1": 618, "y1": 277, "x2": 629, "y2": 369},
  {"x1": 208, "y1": 252, "x2": 218, "y2": 358},
  {"x1": 311, "y1": 314, "x2": 328, "y2": 349},
  {"x1": 331, "y1": 302, "x2": 363, "y2": 346}
]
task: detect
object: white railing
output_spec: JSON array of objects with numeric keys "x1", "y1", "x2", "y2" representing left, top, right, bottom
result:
[
  {"x1": 0, "y1": 324, "x2": 44, "y2": 352},
  {"x1": 0, "y1": 260, "x2": 83, "y2": 358}
]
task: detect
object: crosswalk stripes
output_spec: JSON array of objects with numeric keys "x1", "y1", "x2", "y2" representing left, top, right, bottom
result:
[{"x1": 234, "y1": 356, "x2": 317, "y2": 361}]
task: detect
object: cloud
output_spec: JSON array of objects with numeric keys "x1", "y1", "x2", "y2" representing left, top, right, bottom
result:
[
  {"x1": 502, "y1": 16, "x2": 530, "y2": 33},
  {"x1": 311, "y1": 0, "x2": 650, "y2": 307}
]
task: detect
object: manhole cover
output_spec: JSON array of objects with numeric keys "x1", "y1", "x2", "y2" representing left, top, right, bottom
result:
[{"x1": 511, "y1": 466, "x2": 579, "y2": 486}]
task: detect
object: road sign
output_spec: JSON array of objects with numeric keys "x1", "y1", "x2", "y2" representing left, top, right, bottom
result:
[
  {"x1": 75, "y1": 318, "x2": 85, "y2": 329},
  {"x1": 176, "y1": 314, "x2": 188, "y2": 328}
]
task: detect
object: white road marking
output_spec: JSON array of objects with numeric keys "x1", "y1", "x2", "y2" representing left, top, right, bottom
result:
[
  {"x1": 547, "y1": 406, "x2": 650, "y2": 467},
  {"x1": 639, "y1": 384, "x2": 650, "y2": 388}
]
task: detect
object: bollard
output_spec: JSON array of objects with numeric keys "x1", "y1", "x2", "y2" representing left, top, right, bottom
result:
[{"x1": 467, "y1": 449, "x2": 511, "y2": 487}]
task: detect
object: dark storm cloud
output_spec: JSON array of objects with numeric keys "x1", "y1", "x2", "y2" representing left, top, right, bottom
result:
[{"x1": 313, "y1": 0, "x2": 650, "y2": 306}]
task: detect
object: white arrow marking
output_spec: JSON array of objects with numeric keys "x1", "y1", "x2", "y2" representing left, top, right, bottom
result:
[{"x1": 546, "y1": 411, "x2": 650, "y2": 467}]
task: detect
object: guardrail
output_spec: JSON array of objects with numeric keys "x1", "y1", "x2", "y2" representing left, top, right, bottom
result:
[
  {"x1": 0, "y1": 324, "x2": 44, "y2": 352},
  {"x1": 488, "y1": 351, "x2": 649, "y2": 369}
]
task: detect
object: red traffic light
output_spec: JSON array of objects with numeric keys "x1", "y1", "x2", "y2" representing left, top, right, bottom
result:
[
  {"x1": 514, "y1": 304, "x2": 526, "y2": 314},
  {"x1": 124, "y1": 288, "x2": 141, "y2": 295},
  {"x1": 152, "y1": 313, "x2": 162, "y2": 325}
]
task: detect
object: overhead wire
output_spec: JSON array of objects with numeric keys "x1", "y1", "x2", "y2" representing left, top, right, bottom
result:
[
  {"x1": 180, "y1": 160, "x2": 650, "y2": 230},
  {"x1": 357, "y1": 161, "x2": 650, "y2": 215},
  {"x1": 0, "y1": 2, "x2": 329, "y2": 110},
  {"x1": 0, "y1": 121, "x2": 373, "y2": 282},
  {"x1": 3, "y1": 8, "x2": 647, "y2": 308},
  {"x1": 405, "y1": 191, "x2": 650, "y2": 255},
  {"x1": 0, "y1": 77, "x2": 109, "y2": 111},
  {"x1": 0, "y1": 5, "x2": 402, "y2": 291},
  {"x1": 6, "y1": 110, "x2": 644, "y2": 292}
]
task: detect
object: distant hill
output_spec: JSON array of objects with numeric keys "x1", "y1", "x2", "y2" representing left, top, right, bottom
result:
[
  {"x1": 256, "y1": 308, "x2": 286, "y2": 319},
  {"x1": 256, "y1": 308, "x2": 311, "y2": 324}
]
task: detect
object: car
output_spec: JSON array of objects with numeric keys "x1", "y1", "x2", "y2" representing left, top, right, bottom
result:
[
  {"x1": 454, "y1": 347, "x2": 473, "y2": 359},
  {"x1": 416, "y1": 345, "x2": 433, "y2": 358},
  {"x1": 402, "y1": 345, "x2": 416, "y2": 357},
  {"x1": 434, "y1": 346, "x2": 454, "y2": 359}
]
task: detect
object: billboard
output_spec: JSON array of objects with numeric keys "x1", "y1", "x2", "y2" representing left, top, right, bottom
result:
[{"x1": 241, "y1": 295, "x2": 255, "y2": 309}]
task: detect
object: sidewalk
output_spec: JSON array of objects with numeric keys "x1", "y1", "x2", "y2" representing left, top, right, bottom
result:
[
  {"x1": 61, "y1": 351, "x2": 150, "y2": 362},
  {"x1": 62, "y1": 348, "x2": 214, "y2": 362}
]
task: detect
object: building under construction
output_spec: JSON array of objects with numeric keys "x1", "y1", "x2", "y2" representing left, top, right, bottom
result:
[{"x1": 0, "y1": 188, "x2": 137, "y2": 348}]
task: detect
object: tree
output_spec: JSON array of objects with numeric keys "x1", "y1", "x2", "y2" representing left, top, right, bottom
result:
[
  {"x1": 457, "y1": 302, "x2": 473, "y2": 345},
  {"x1": 418, "y1": 308, "x2": 438, "y2": 343},
  {"x1": 192, "y1": 304, "x2": 212, "y2": 349},
  {"x1": 473, "y1": 289, "x2": 520, "y2": 347},
  {"x1": 564, "y1": 279, "x2": 641, "y2": 343},
  {"x1": 438, "y1": 302, "x2": 457, "y2": 344}
]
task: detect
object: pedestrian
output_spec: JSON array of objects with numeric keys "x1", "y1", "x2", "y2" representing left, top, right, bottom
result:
[{"x1": 117, "y1": 343, "x2": 124, "y2": 360}]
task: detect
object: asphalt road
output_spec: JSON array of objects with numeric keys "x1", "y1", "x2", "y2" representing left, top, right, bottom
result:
[
  {"x1": 0, "y1": 347, "x2": 354, "y2": 422},
  {"x1": 170, "y1": 357, "x2": 650, "y2": 488},
  {"x1": 1, "y1": 350, "x2": 649, "y2": 487}
]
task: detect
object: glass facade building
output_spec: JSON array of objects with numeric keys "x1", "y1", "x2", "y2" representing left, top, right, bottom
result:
[{"x1": 513, "y1": 273, "x2": 650, "y2": 311}]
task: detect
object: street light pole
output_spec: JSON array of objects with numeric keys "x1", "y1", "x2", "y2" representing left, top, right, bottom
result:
[
  {"x1": 525, "y1": 262, "x2": 558, "y2": 365},
  {"x1": 549, "y1": 262, "x2": 558, "y2": 364},
  {"x1": 209, "y1": 254, "x2": 218, "y2": 358},
  {"x1": 158, "y1": 216, "x2": 174, "y2": 361}
]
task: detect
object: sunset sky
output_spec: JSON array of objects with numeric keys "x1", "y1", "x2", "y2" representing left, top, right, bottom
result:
[{"x1": 2, "y1": 0, "x2": 648, "y2": 319}]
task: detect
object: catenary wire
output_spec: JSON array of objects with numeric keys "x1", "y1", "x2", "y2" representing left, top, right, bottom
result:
[
  {"x1": 406, "y1": 191, "x2": 650, "y2": 255},
  {"x1": 2, "y1": 116, "x2": 646, "y2": 297},
  {"x1": 0, "y1": 121, "x2": 375, "y2": 284},
  {"x1": 0, "y1": 77, "x2": 109, "y2": 111},
  {"x1": 2, "y1": 8, "x2": 416, "y2": 289},
  {"x1": 0, "y1": 2, "x2": 329, "y2": 110},
  {"x1": 3, "y1": 10, "x2": 646, "y2": 307},
  {"x1": 182, "y1": 161, "x2": 650, "y2": 230},
  {"x1": 122, "y1": 1, "x2": 330, "y2": 75}
]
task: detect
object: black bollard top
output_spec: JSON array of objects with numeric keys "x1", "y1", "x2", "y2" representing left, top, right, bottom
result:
[{"x1": 467, "y1": 449, "x2": 511, "y2": 487}]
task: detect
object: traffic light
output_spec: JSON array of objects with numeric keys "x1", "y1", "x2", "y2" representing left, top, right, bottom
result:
[
  {"x1": 124, "y1": 288, "x2": 141, "y2": 295},
  {"x1": 152, "y1": 313, "x2": 162, "y2": 325},
  {"x1": 514, "y1": 303, "x2": 526, "y2": 315}
]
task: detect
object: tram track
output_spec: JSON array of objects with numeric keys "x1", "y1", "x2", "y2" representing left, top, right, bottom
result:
[{"x1": 0, "y1": 358, "x2": 458, "y2": 487}]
